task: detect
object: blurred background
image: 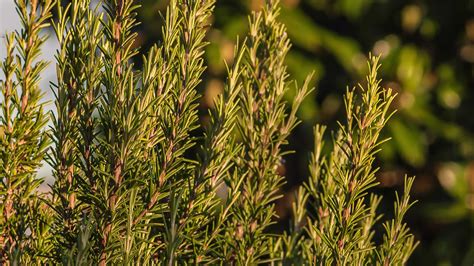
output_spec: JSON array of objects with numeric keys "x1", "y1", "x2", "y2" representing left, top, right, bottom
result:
[{"x1": 3, "y1": 0, "x2": 474, "y2": 264}]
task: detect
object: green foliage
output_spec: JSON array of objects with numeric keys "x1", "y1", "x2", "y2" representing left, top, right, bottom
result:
[
  {"x1": 0, "y1": 0, "x2": 54, "y2": 263},
  {"x1": 221, "y1": 4, "x2": 312, "y2": 264},
  {"x1": 291, "y1": 57, "x2": 418, "y2": 265},
  {"x1": 191, "y1": 1, "x2": 474, "y2": 263},
  {"x1": 0, "y1": 0, "x2": 418, "y2": 264}
]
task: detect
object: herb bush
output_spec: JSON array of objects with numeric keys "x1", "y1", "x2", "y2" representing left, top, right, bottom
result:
[{"x1": 0, "y1": 0, "x2": 417, "y2": 264}]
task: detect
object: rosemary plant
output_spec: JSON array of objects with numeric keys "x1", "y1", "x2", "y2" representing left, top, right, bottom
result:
[
  {"x1": 222, "y1": 3, "x2": 312, "y2": 264},
  {"x1": 0, "y1": 0, "x2": 54, "y2": 264},
  {"x1": 0, "y1": 0, "x2": 418, "y2": 264},
  {"x1": 295, "y1": 56, "x2": 418, "y2": 265}
]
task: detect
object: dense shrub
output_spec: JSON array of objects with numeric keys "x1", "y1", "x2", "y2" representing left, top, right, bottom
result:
[{"x1": 0, "y1": 0, "x2": 417, "y2": 264}]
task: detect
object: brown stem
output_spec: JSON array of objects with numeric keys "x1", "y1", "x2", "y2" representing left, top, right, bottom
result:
[
  {"x1": 133, "y1": 191, "x2": 160, "y2": 226},
  {"x1": 20, "y1": 0, "x2": 38, "y2": 115},
  {"x1": 100, "y1": 2, "x2": 125, "y2": 263},
  {"x1": 132, "y1": 141, "x2": 173, "y2": 226},
  {"x1": 99, "y1": 222, "x2": 112, "y2": 266},
  {"x1": 5, "y1": 75, "x2": 12, "y2": 133},
  {"x1": 113, "y1": 0, "x2": 123, "y2": 77}
]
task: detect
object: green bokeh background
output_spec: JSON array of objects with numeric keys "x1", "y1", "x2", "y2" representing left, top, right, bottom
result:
[{"x1": 135, "y1": 0, "x2": 474, "y2": 264}]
